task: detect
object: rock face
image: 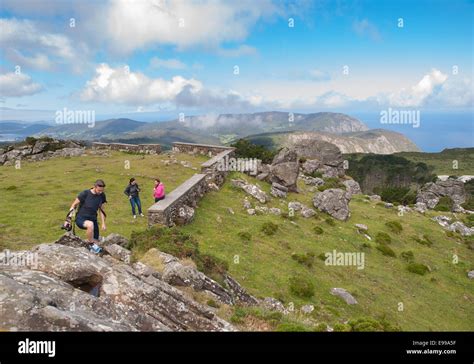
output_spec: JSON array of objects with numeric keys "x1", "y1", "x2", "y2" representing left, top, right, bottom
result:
[
  {"x1": 0, "y1": 139, "x2": 86, "y2": 166},
  {"x1": 268, "y1": 148, "x2": 299, "y2": 192},
  {"x1": 313, "y1": 189, "x2": 351, "y2": 221},
  {"x1": 271, "y1": 182, "x2": 288, "y2": 198},
  {"x1": 0, "y1": 234, "x2": 234, "y2": 331},
  {"x1": 417, "y1": 179, "x2": 467, "y2": 210}
]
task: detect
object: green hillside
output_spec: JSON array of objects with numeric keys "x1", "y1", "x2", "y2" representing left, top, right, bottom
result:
[{"x1": 1, "y1": 152, "x2": 473, "y2": 331}]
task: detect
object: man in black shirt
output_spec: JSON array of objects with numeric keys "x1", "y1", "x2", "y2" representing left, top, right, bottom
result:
[{"x1": 69, "y1": 179, "x2": 107, "y2": 243}]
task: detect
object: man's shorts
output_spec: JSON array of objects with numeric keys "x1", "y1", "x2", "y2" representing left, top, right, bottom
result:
[{"x1": 75, "y1": 215, "x2": 99, "y2": 240}]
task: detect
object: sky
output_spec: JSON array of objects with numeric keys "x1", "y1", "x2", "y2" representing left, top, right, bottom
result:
[{"x1": 0, "y1": 0, "x2": 472, "y2": 150}]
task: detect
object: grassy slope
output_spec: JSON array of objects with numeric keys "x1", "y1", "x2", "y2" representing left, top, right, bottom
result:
[
  {"x1": 179, "y1": 172, "x2": 474, "y2": 331},
  {"x1": 1, "y1": 154, "x2": 473, "y2": 331},
  {"x1": 0, "y1": 151, "x2": 208, "y2": 250}
]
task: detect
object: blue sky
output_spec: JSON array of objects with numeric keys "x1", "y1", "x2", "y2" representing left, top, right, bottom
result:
[{"x1": 0, "y1": 0, "x2": 472, "y2": 131}]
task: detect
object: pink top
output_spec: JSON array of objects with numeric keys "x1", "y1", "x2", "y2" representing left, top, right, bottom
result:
[{"x1": 154, "y1": 183, "x2": 165, "y2": 198}]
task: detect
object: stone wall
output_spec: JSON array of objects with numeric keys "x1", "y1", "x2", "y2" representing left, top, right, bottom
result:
[
  {"x1": 148, "y1": 145, "x2": 236, "y2": 227},
  {"x1": 148, "y1": 174, "x2": 208, "y2": 227},
  {"x1": 92, "y1": 142, "x2": 162, "y2": 154},
  {"x1": 172, "y1": 142, "x2": 233, "y2": 157}
]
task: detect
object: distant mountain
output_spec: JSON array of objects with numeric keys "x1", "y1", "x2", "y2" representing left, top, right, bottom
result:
[
  {"x1": 0, "y1": 121, "x2": 51, "y2": 135},
  {"x1": 27, "y1": 111, "x2": 419, "y2": 153},
  {"x1": 243, "y1": 129, "x2": 420, "y2": 154}
]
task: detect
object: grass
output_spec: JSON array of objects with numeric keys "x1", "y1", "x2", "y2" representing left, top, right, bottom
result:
[
  {"x1": 0, "y1": 150, "x2": 208, "y2": 250},
  {"x1": 178, "y1": 171, "x2": 474, "y2": 331}
]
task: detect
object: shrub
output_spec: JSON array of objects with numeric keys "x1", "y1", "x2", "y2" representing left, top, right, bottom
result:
[
  {"x1": 376, "y1": 232, "x2": 392, "y2": 245},
  {"x1": 237, "y1": 231, "x2": 252, "y2": 242},
  {"x1": 230, "y1": 139, "x2": 276, "y2": 164},
  {"x1": 291, "y1": 252, "x2": 315, "y2": 268},
  {"x1": 401, "y1": 251, "x2": 415, "y2": 262},
  {"x1": 289, "y1": 276, "x2": 314, "y2": 298},
  {"x1": 407, "y1": 262, "x2": 429, "y2": 275},
  {"x1": 261, "y1": 222, "x2": 279, "y2": 236},
  {"x1": 318, "y1": 177, "x2": 345, "y2": 192},
  {"x1": 333, "y1": 323, "x2": 351, "y2": 332},
  {"x1": 376, "y1": 244, "x2": 396, "y2": 257},
  {"x1": 378, "y1": 187, "x2": 417, "y2": 205},
  {"x1": 128, "y1": 226, "x2": 228, "y2": 282},
  {"x1": 385, "y1": 221, "x2": 403, "y2": 234},
  {"x1": 325, "y1": 217, "x2": 336, "y2": 226},
  {"x1": 276, "y1": 322, "x2": 310, "y2": 332},
  {"x1": 348, "y1": 317, "x2": 400, "y2": 332},
  {"x1": 5, "y1": 185, "x2": 17, "y2": 191},
  {"x1": 434, "y1": 196, "x2": 454, "y2": 212},
  {"x1": 313, "y1": 226, "x2": 324, "y2": 235},
  {"x1": 412, "y1": 235, "x2": 434, "y2": 247}
]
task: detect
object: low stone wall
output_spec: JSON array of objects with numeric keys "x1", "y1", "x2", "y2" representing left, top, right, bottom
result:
[
  {"x1": 201, "y1": 148, "x2": 235, "y2": 187},
  {"x1": 148, "y1": 174, "x2": 208, "y2": 227},
  {"x1": 92, "y1": 142, "x2": 161, "y2": 154},
  {"x1": 148, "y1": 144, "x2": 237, "y2": 227},
  {"x1": 172, "y1": 142, "x2": 233, "y2": 157}
]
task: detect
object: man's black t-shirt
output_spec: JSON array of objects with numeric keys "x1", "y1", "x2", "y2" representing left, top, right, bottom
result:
[{"x1": 77, "y1": 189, "x2": 107, "y2": 220}]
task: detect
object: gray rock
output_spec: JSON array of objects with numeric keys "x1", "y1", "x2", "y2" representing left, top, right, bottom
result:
[
  {"x1": 385, "y1": 202, "x2": 394, "y2": 208},
  {"x1": 231, "y1": 179, "x2": 269, "y2": 204},
  {"x1": 355, "y1": 224, "x2": 368, "y2": 232},
  {"x1": 102, "y1": 233, "x2": 129, "y2": 247},
  {"x1": 247, "y1": 208, "x2": 256, "y2": 215},
  {"x1": 369, "y1": 194, "x2": 381, "y2": 201},
  {"x1": 269, "y1": 207, "x2": 282, "y2": 215},
  {"x1": 269, "y1": 148, "x2": 299, "y2": 192},
  {"x1": 243, "y1": 198, "x2": 252, "y2": 209},
  {"x1": 300, "y1": 206, "x2": 316, "y2": 218},
  {"x1": 414, "y1": 202, "x2": 427, "y2": 213},
  {"x1": 468, "y1": 270, "x2": 474, "y2": 279},
  {"x1": 301, "y1": 175, "x2": 325, "y2": 186},
  {"x1": 417, "y1": 179, "x2": 467, "y2": 210},
  {"x1": 288, "y1": 201, "x2": 303, "y2": 211},
  {"x1": 313, "y1": 188, "x2": 351, "y2": 221},
  {"x1": 330, "y1": 288, "x2": 358, "y2": 305},
  {"x1": 261, "y1": 297, "x2": 287, "y2": 313},
  {"x1": 301, "y1": 304, "x2": 314, "y2": 314},
  {"x1": 0, "y1": 242, "x2": 234, "y2": 331},
  {"x1": 342, "y1": 179, "x2": 361, "y2": 196},
  {"x1": 271, "y1": 182, "x2": 288, "y2": 198}
]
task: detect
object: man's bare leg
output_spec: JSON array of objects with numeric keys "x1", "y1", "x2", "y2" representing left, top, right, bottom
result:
[{"x1": 84, "y1": 220, "x2": 94, "y2": 242}]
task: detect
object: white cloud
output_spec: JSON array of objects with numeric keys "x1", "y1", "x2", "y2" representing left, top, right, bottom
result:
[
  {"x1": 0, "y1": 18, "x2": 88, "y2": 72},
  {"x1": 353, "y1": 19, "x2": 381, "y2": 41},
  {"x1": 216, "y1": 45, "x2": 258, "y2": 57},
  {"x1": 0, "y1": 72, "x2": 43, "y2": 97},
  {"x1": 80, "y1": 63, "x2": 203, "y2": 105},
  {"x1": 388, "y1": 69, "x2": 448, "y2": 107},
  {"x1": 149, "y1": 57, "x2": 187, "y2": 69},
  {"x1": 104, "y1": 0, "x2": 277, "y2": 53}
]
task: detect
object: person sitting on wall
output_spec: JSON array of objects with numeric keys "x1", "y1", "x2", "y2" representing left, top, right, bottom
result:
[{"x1": 153, "y1": 178, "x2": 165, "y2": 202}]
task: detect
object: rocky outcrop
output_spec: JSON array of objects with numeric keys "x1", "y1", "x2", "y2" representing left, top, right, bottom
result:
[
  {"x1": 313, "y1": 189, "x2": 351, "y2": 221},
  {"x1": 431, "y1": 216, "x2": 474, "y2": 236},
  {"x1": 417, "y1": 179, "x2": 467, "y2": 210},
  {"x1": 268, "y1": 147, "x2": 299, "y2": 192},
  {"x1": 294, "y1": 139, "x2": 346, "y2": 178},
  {"x1": 0, "y1": 233, "x2": 234, "y2": 331},
  {"x1": 0, "y1": 138, "x2": 86, "y2": 166},
  {"x1": 271, "y1": 182, "x2": 288, "y2": 198}
]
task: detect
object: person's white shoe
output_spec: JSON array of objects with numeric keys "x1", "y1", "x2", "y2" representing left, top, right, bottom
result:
[
  {"x1": 133, "y1": 215, "x2": 137, "y2": 219},
  {"x1": 140, "y1": 213, "x2": 144, "y2": 217}
]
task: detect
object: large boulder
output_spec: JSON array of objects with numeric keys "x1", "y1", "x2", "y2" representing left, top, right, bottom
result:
[
  {"x1": 313, "y1": 188, "x2": 351, "y2": 221},
  {"x1": 292, "y1": 139, "x2": 345, "y2": 178},
  {"x1": 0, "y1": 239, "x2": 234, "y2": 331},
  {"x1": 417, "y1": 179, "x2": 467, "y2": 210},
  {"x1": 268, "y1": 147, "x2": 299, "y2": 192}
]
